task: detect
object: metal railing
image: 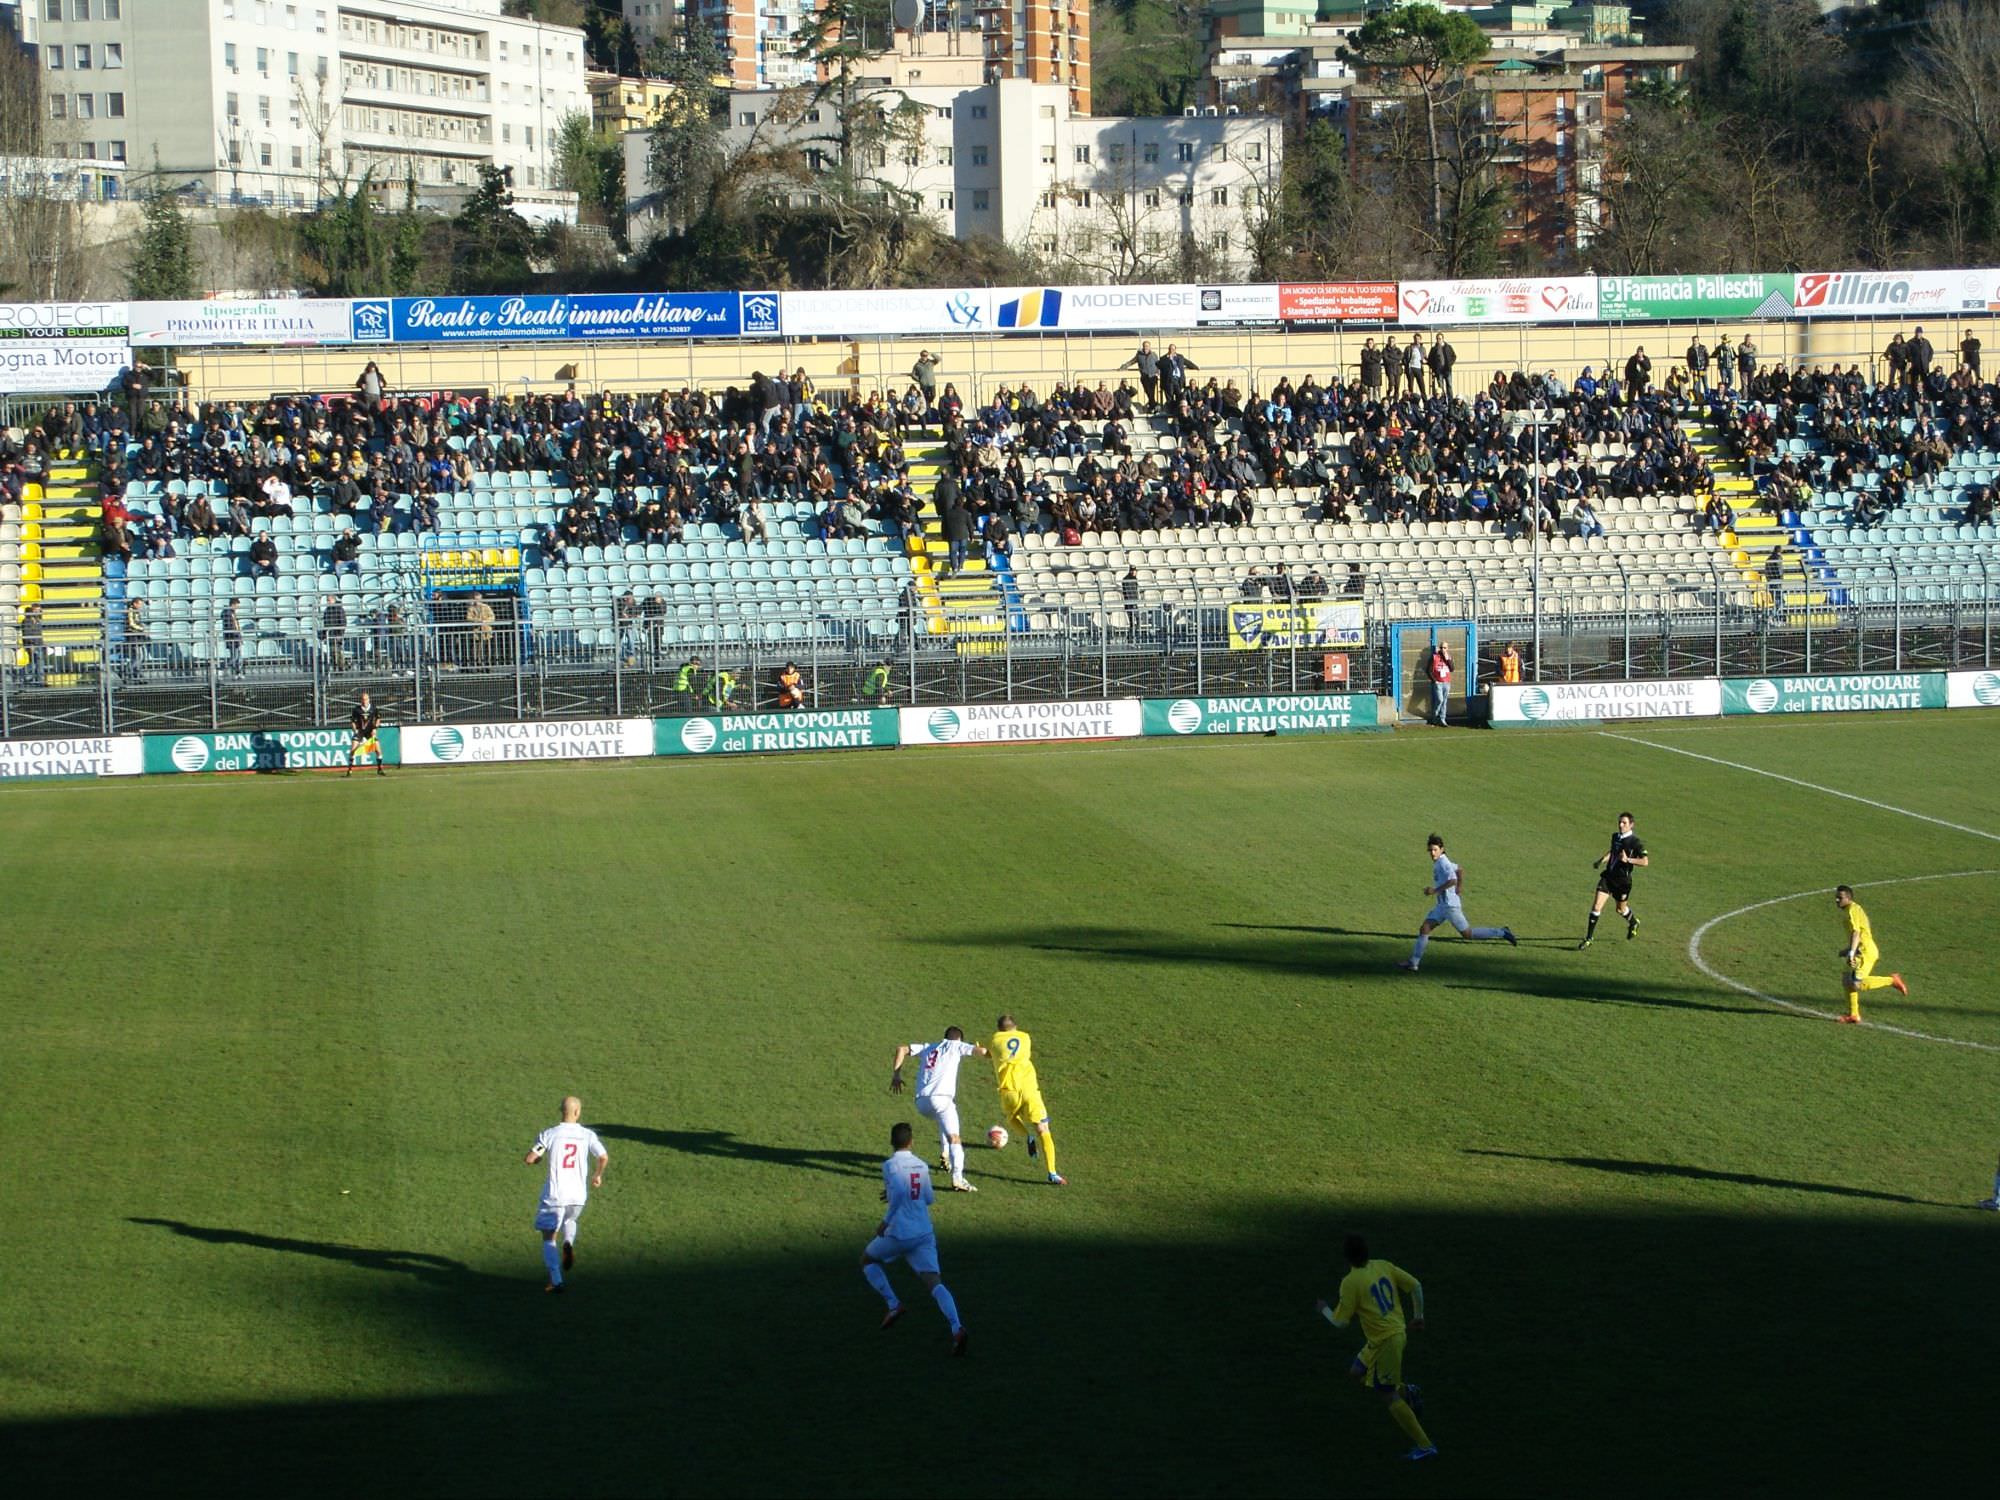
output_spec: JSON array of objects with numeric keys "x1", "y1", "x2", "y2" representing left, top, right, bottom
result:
[{"x1": 6, "y1": 560, "x2": 1996, "y2": 741}]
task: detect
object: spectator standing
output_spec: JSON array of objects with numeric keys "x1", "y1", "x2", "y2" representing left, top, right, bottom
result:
[
  {"x1": 1624, "y1": 347, "x2": 1652, "y2": 397},
  {"x1": 862, "y1": 658, "x2": 892, "y2": 705},
  {"x1": 465, "y1": 593, "x2": 496, "y2": 667},
  {"x1": 1498, "y1": 642, "x2": 1524, "y2": 685},
  {"x1": 1685, "y1": 336, "x2": 1710, "y2": 397},
  {"x1": 675, "y1": 653, "x2": 704, "y2": 710},
  {"x1": 642, "y1": 592, "x2": 667, "y2": 667},
  {"x1": 1961, "y1": 331, "x2": 1982, "y2": 379},
  {"x1": 1159, "y1": 344, "x2": 1198, "y2": 404},
  {"x1": 19, "y1": 601, "x2": 45, "y2": 685},
  {"x1": 1121, "y1": 565, "x2": 1140, "y2": 633},
  {"x1": 1427, "y1": 337, "x2": 1456, "y2": 399},
  {"x1": 221, "y1": 598, "x2": 243, "y2": 677},
  {"x1": 1884, "y1": 332, "x2": 1908, "y2": 387},
  {"x1": 1383, "y1": 334, "x2": 1403, "y2": 399},
  {"x1": 942, "y1": 491, "x2": 972, "y2": 576},
  {"x1": 1426, "y1": 643, "x2": 1452, "y2": 727},
  {"x1": 321, "y1": 594, "x2": 347, "y2": 672},
  {"x1": 1404, "y1": 336, "x2": 1428, "y2": 399},
  {"x1": 912, "y1": 350, "x2": 940, "y2": 410},
  {"x1": 1736, "y1": 335, "x2": 1757, "y2": 387},
  {"x1": 1119, "y1": 341, "x2": 1160, "y2": 408},
  {"x1": 1907, "y1": 326, "x2": 1934, "y2": 389},
  {"x1": 1360, "y1": 338, "x2": 1384, "y2": 396}
]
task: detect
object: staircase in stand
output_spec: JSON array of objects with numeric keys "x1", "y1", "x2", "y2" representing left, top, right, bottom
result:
[
  {"x1": 1682, "y1": 418, "x2": 1835, "y2": 626},
  {"x1": 16, "y1": 450, "x2": 106, "y2": 685},
  {"x1": 904, "y1": 429, "x2": 1009, "y2": 655}
]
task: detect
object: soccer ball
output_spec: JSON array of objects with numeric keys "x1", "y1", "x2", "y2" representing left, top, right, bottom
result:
[{"x1": 987, "y1": 1126, "x2": 1009, "y2": 1150}]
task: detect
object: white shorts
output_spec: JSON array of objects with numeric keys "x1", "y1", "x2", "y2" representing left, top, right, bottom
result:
[
  {"x1": 1425, "y1": 899, "x2": 1470, "y2": 932},
  {"x1": 534, "y1": 1200, "x2": 584, "y2": 1234},
  {"x1": 865, "y1": 1232, "x2": 940, "y2": 1276},
  {"x1": 915, "y1": 1093, "x2": 961, "y2": 1139}
]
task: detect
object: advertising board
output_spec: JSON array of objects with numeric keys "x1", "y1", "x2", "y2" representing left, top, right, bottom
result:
[
  {"x1": 899, "y1": 700, "x2": 1143, "y2": 745},
  {"x1": 656, "y1": 710, "x2": 898, "y2": 755},
  {"x1": 398, "y1": 719, "x2": 651, "y2": 764},
  {"x1": 1490, "y1": 679, "x2": 1723, "y2": 724},
  {"x1": 1142, "y1": 695, "x2": 1378, "y2": 736}
]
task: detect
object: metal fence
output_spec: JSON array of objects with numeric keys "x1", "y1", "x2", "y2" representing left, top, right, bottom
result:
[{"x1": 7, "y1": 561, "x2": 1998, "y2": 741}]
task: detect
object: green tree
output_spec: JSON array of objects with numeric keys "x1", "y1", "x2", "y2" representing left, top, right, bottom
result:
[
  {"x1": 1340, "y1": 2, "x2": 1490, "y2": 238},
  {"x1": 646, "y1": 22, "x2": 728, "y2": 232},
  {"x1": 298, "y1": 173, "x2": 392, "y2": 296},
  {"x1": 128, "y1": 183, "x2": 199, "y2": 299},
  {"x1": 501, "y1": 0, "x2": 586, "y2": 26},
  {"x1": 1092, "y1": 0, "x2": 1206, "y2": 117},
  {"x1": 451, "y1": 165, "x2": 543, "y2": 293}
]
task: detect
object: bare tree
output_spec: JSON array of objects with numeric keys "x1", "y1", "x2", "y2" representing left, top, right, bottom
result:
[
  {"x1": 1904, "y1": 0, "x2": 2000, "y2": 247},
  {"x1": 0, "y1": 36, "x2": 89, "y2": 299}
]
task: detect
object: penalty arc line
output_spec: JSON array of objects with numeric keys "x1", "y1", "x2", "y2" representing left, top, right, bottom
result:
[
  {"x1": 1689, "y1": 871, "x2": 2000, "y2": 1053},
  {"x1": 1598, "y1": 732, "x2": 2000, "y2": 845}
]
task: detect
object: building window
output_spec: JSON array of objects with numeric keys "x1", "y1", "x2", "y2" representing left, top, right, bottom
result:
[
  {"x1": 257, "y1": 47, "x2": 269, "y2": 74},
  {"x1": 106, "y1": 0, "x2": 121, "y2": 14},
  {"x1": 1179, "y1": 190, "x2": 1193, "y2": 206},
  {"x1": 973, "y1": 188, "x2": 989, "y2": 211},
  {"x1": 1074, "y1": 145, "x2": 1090, "y2": 163},
  {"x1": 971, "y1": 105, "x2": 987, "y2": 119},
  {"x1": 229, "y1": 140, "x2": 242, "y2": 164},
  {"x1": 259, "y1": 96, "x2": 271, "y2": 123},
  {"x1": 1039, "y1": 105, "x2": 1055, "y2": 119},
  {"x1": 75, "y1": 93, "x2": 93, "y2": 117},
  {"x1": 226, "y1": 91, "x2": 240, "y2": 119},
  {"x1": 1143, "y1": 190, "x2": 1160, "y2": 208},
  {"x1": 937, "y1": 192, "x2": 954, "y2": 210},
  {"x1": 1108, "y1": 143, "x2": 1125, "y2": 164},
  {"x1": 106, "y1": 92, "x2": 123, "y2": 117},
  {"x1": 225, "y1": 43, "x2": 238, "y2": 72},
  {"x1": 1214, "y1": 143, "x2": 1228, "y2": 162},
  {"x1": 288, "y1": 52, "x2": 299, "y2": 76},
  {"x1": 1247, "y1": 142, "x2": 1262, "y2": 162},
  {"x1": 104, "y1": 43, "x2": 123, "y2": 69},
  {"x1": 49, "y1": 95, "x2": 66, "y2": 118},
  {"x1": 1243, "y1": 185, "x2": 1258, "y2": 209},
  {"x1": 1039, "y1": 236, "x2": 1056, "y2": 253},
  {"x1": 1177, "y1": 142, "x2": 1194, "y2": 162},
  {"x1": 1076, "y1": 190, "x2": 1091, "y2": 207},
  {"x1": 260, "y1": 142, "x2": 272, "y2": 166},
  {"x1": 44, "y1": 0, "x2": 61, "y2": 19},
  {"x1": 109, "y1": 139, "x2": 125, "y2": 161},
  {"x1": 1038, "y1": 190, "x2": 1056, "y2": 208},
  {"x1": 75, "y1": 0, "x2": 90, "y2": 15},
  {"x1": 738, "y1": 111, "x2": 756, "y2": 126},
  {"x1": 936, "y1": 146, "x2": 952, "y2": 166},
  {"x1": 291, "y1": 144, "x2": 303, "y2": 168},
  {"x1": 1143, "y1": 142, "x2": 1158, "y2": 164},
  {"x1": 316, "y1": 8, "x2": 328, "y2": 32},
  {"x1": 502, "y1": 124, "x2": 511, "y2": 143},
  {"x1": 970, "y1": 146, "x2": 987, "y2": 166},
  {"x1": 1040, "y1": 144, "x2": 1055, "y2": 164},
  {"x1": 937, "y1": 106, "x2": 952, "y2": 119}
]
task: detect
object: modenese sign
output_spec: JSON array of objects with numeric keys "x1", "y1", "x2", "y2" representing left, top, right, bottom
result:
[
  {"x1": 1491, "y1": 679, "x2": 1722, "y2": 724},
  {"x1": 400, "y1": 719, "x2": 651, "y2": 763},
  {"x1": 899, "y1": 699, "x2": 1143, "y2": 745}
]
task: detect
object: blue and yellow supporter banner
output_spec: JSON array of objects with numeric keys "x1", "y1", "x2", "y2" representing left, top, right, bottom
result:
[
  {"x1": 421, "y1": 546, "x2": 520, "y2": 589},
  {"x1": 1225, "y1": 601, "x2": 1365, "y2": 652}
]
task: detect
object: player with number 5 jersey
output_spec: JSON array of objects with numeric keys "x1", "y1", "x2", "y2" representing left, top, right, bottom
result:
[
  {"x1": 989, "y1": 1014, "x2": 1065, "y2": 1185},
  {"x1": 1317, "y1": 1234, "x2": 1436, "y2": 1461},
  {"x1": 860, "y1": 1122, "x2": 967, "y2": 1354},
  {"x1": 522, "y1": 1095, "x2": 608, "y2": 1293}
]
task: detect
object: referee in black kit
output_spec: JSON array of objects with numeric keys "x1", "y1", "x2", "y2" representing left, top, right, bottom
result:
[
  {"x1": 346, "y1": 692, "x2": 386, "y2": 778},
  {"x1": 1579, "y1": 812, "x2": 1648, "y2": 948}
]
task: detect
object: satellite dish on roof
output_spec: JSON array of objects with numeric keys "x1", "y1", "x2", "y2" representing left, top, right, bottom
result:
[{"x1": 891, "y1": 0, "x2": 924, "y2": 32}]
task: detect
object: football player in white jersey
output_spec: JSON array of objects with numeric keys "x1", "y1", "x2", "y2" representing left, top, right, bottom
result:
[
  {"x1": 523, "y1": 1095, "x2": 608, "y2": 1293},
  {"x1": 860, "y1": 1121, "x2": 967, "y2": 1355},
  {"x1": 891, "y1": 1026, "x2": 988, "y2": 1192},
  {"x1": 1398, "y1": 834, "x2": 1516, "y2": 972}
]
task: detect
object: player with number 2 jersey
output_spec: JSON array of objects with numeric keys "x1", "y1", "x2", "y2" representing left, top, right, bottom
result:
[{"x1": 523, "y1": 1095, "x2": 608, "y2": 1293}]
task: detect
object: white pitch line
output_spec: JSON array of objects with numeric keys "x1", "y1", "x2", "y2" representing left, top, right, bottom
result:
[
  {"x1": 1689, "y1": 871, "x2": 2000, "y2": 1052},
  {"x1": 1599, "y1": 731, "x2": 2000, "y2": 845}
]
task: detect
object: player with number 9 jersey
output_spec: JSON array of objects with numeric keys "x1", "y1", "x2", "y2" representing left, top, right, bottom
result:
[{"x1": 989, "y1": 1013, "x2": 1065, "y2": 1185}]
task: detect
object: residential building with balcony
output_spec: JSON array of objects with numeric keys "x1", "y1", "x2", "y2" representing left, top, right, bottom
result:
[
  {"x1": 14, "y1": 0, "x2": 586, "y2": 215},
  {"x1": 624, "y1": 73, "x2": 1279, "y2": 276}
]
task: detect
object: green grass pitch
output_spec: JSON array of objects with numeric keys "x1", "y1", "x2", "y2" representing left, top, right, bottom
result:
[{"x1": 4, "y1": 713, "x2": 1996, "y2": 1496}]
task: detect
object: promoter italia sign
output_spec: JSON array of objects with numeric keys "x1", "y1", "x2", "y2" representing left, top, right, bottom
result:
[
  {"x1": 145, "y1": 728, "x2": 396, "y2": 772},
  {"x1": 657, "y1": 710, "x2": 898, "y2": 756},
  {"x1": 0, "y1": 735, "x2": 142, "y2": 778},
  {"x1": 1491, "y1": 679, "x2": 1723, "y2": 724},
  {"x1": 1947, "y1": 669, "x2": 2000, "y2": 708},
  {"x1": 899, "y1": 700, "x2": 1142, "y2": 746},
  {"x1": 400, "y1": 719, "x2": 650, "y2": 764},
  {"x1": 1143, "y1": 696, "x2": 1379, "y2": 736},
  {"x1": 1724, "y1": 673, "x2": 1947, "y2": 715}
]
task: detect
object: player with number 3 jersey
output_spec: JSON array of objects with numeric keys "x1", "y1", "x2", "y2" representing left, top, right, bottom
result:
[
  {"x1": 523, "y1": 1095, "x2": 608, "y2": 1293},
  {"x1": 1317, "y1": 1234, "x2": 1436, "y2": 1461},
  {"x1": 891, "y1": 1027, "x2": 988, "y2": 1191}
]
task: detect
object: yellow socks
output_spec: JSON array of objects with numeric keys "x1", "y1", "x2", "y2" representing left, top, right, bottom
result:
[
  {"x1": 1038, "y1": 1128, "x2": 1059, "y2": 1176},
  {"x1": 1389, "y1": 1397, "x2": 1432, "y2": 1449}
]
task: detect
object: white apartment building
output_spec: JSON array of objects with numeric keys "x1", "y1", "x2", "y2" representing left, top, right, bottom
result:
[
  {"x1": 624, "y1": 76, "x2": 1282, "y2": 278},
  {"x1": 17, "y1": 0, "x2": 588, "y2": 214}
]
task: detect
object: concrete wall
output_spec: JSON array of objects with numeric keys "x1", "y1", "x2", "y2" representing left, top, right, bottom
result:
[{"x1": 170, "y1": 312, "x2": 2000, "y2": 406}]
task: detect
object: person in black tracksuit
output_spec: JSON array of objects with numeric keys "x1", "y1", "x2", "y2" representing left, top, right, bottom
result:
[
  {"x1": 347, "y1": 692, "x2": 386, "y2": 777},
  {"x1": 1580, "y1": 812, "x2": 1648, "y2": 948}
]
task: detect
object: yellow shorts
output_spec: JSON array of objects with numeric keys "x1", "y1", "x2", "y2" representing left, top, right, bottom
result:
[
  {"x1": 1001, "y1": 1086, "x2": 1049, "y2": 1134},
  {"x1": 1848, "y1": 946, "x2": 1881, "y2": 986},
  {"x1": 1354, "y1": 1333, "x2": 1406, "y2": 1392}
]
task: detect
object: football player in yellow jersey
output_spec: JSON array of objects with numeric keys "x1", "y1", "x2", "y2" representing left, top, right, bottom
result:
[
  {"x1": 1835, "y1": 884, "x2": 1908, "y2": 1024},
  {"x1": 989, "y1": 1014, "x2": 1065, "y2": 1186},
  {"x1": 1315, "y1": 1234, "x2": 1436, "y2": 1462}
]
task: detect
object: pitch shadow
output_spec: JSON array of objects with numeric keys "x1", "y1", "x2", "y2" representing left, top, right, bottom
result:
[
  {"x1": 1463, "y1": 1150, "x2": 1967, "y2": 1208},
  {"x1": 592, "y1": 1124, "x2": 879, "y2": 1180},
  {"x1": 127, "y1": 1217, "x2": 483, "y2": 1281},
  {"x1": 1217, "y1": 921, "x2": 1579, "y2": 948}
]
